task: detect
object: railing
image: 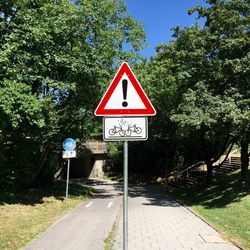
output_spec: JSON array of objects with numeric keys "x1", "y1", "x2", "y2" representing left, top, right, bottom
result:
[
  {"x1": 177, "y1": 149, "x2": 239, "y2": 180},
  {"x1": 216, "y1": 149, "x2": 239, "y2": 166},
  {"x1": 176, "y1": 161, "x2": 205, "y2": 181},
  {"x1": 164, "y1": 161, "x2": 205, "y2": 191},
  {"x1": 228, "y1": 149, "x2": 239, "y2": 164}
]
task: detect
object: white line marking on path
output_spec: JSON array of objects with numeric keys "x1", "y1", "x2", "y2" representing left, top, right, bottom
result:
[
  {"x1": 86, "y1": 201, "x2": 93, "y2": 208},
  {"x1": 107, "y1": 202, "x2": 113, "y2": 208}
]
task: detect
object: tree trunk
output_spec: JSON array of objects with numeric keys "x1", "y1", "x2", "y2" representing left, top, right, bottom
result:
[
  {"x1": 206, "y1": 160, "x2": 213, "y2": 183},
  {"x1": 218, "y1": 142, "x2": 234, "y2": 167},
  {"x1": 240, "y1": 139, "x2": 249, "y2": 182},
  {"x1": 28, "y1": 142, "x2": 51, "y2": 186}
]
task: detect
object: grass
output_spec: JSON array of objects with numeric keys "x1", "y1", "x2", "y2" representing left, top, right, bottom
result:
[
  {"x1": 170, "y1": 169, "x2": 250, "y2": 250},
  {"x1": 0, "y1": 181, "x2": 94, "y2": 250},
  {"x1": 104, "y1": 221, "x2": 116, "y2": 250}
]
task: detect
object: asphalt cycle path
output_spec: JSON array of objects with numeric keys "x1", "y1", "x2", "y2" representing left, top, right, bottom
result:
[{"x1": 23, "y1": 179, "x2": 122, "y2": 250}]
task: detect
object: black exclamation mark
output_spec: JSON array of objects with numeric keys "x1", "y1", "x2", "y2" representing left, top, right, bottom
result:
[{"x1": 122, "y1": 79, "x2": 128, "y2": 107}]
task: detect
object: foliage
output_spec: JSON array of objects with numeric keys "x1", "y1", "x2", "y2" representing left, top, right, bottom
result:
[
  {"x1": 0, "y1": 0, "x2": 145, "y2": 188},
  {"x1": 136, "y1": 0, "x2": 249, "y2": 181}
]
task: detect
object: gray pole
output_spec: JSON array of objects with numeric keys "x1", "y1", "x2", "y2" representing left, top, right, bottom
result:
[
  {"x1": 123, "y1": 141, "x2": 128, "y2": 250},
  {"x1": 65, "y1": 158, "x2": 70, "y2": 201}
]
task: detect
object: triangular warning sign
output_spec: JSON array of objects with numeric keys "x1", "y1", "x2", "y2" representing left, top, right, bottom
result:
[{"x1": 95, "y1": 62, "x2": 156, "y2": 116}]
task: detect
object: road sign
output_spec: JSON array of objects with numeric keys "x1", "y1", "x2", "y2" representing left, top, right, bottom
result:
[
  {"x1": 95, "y1": 62, "x2": 156, "y2": 116},
  {"x1": 62, "y1": 150, "x2": 76, "y2": 158},
  {"x1": 63, "y1": 138, "x2": 76, "y2": 151},
  {"x1": 103, "y1": 117, "x2": 148, "y2": 141},
  {"x1": 62, "y1": 138, "x2": 77, "y2": 202}
]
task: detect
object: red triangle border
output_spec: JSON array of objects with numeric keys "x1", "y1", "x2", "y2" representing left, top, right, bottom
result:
[{"x1": 95, "y1": 62, "x2": 156, "y2": 116}]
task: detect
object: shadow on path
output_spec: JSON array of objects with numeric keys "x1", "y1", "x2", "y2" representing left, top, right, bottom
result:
[
  {"x1": 74, "y1": 178, "x2": 123, "y2": 200},
  {"x1": 128, "y1": 184, "x2": 180, "y2": 207}
]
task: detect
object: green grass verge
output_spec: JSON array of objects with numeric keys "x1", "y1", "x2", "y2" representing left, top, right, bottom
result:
[
  {"x1": 104, "y1": 222, "x2": 116, "y2": 250},
  {"x1": 0, "y1": 181, "x2": 94, "y2": 250},
  {"x1": 170, "y1": 170, "x2": 250, "y2": 250}
]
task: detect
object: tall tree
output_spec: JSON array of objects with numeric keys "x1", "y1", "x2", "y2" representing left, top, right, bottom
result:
[
  {"x1": 189, "y1": 0, "x2": 250, "y2": 181},
  {"x1": 138, "y1": 0, "x2": 249, "y2": 182},
  {"x1": 0, "y1": 0, "x2": 145, "y2": 188}
]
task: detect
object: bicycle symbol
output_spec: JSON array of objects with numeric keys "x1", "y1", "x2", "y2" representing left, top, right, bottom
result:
[
  {"x1": 109, "y1": 126, "x2": 125, "y2": 137},
  {"x1": 109, "y1": 124, "x2": 142, "y2": 137}
]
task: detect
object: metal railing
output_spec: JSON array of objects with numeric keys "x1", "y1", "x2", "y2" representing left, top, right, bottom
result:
[
  {"x1": 176, "y1": 161, "x2": 205, "y2": 181},
  {"x1": 216, "y1": 149, "x2": 239, "y2": 166}
]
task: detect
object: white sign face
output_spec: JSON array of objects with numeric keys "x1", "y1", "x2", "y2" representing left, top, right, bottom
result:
[
  {"x1": 104, "y1": 74, "x2": 146, "y2": 110},
  {"x1": 103, "y1": 117, "x2": 148, "y2": 141},
  {"x1": 62, "y1": 151, "x2": 76, "y2": 158}
]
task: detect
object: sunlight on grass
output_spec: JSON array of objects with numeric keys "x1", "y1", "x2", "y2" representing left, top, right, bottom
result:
[
  {"x1": 192, "y1": 195, "x2": 250, "y2": 249},
  {"x1": 170, "y1": 170, "x2": 250, "y2": 250},
  {"x1": 0, "y1": 181, "x2": 94, "y2": 250}
]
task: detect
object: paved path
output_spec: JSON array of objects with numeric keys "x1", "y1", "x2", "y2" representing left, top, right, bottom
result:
[
  {"x1": 113, "y1": 185, "x2": 239, "y2": 250},
  {"x1": 23, "y1": 179, "x2": 122, "y2": 250}
]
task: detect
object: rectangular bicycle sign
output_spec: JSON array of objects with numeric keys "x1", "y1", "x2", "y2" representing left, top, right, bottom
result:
[
  {"x1": 103, "y1": 117, "x2": 148, "y2": 141},
  {"x1": 62, "y1": 151, "x2": 76, "y2": 158}
]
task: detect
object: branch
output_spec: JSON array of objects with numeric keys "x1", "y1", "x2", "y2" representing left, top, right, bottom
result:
[
  {"x1": 28, "y1": 140, "x2": 51, "y2": 186},
  {"x1": 218, "y1": 142, "x2": 234, "y2": 167},
  {"x1": 1, "y1": 7, "x2": 19, "y2": 32}
]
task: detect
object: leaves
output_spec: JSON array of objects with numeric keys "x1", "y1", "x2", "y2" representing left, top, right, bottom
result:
[
  {"x1": 0, "y1": 0, "x2": 146, "y2": 188},
  {"x1": 138, "y1": 0, "x2": 249, "y2": 173},
  {"x1": 0, "y1": 80, "x2": 44, "y2": 129}
]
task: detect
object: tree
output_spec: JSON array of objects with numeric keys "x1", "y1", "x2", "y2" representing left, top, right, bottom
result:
[
  {"x1": 0, "y1": 0, "x2": 145, "y2": 188},
  {"x1": 138, "y1": 0, "x2": 249, "y2": 182},
  {"x1": 189, "y1": 0, "x2": 250, "y2": 181},
  {"x1": 171, "y1": 83, "x2": 240, "y2": 182}
]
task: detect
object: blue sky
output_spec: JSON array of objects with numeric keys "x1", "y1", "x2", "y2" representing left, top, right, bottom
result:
[{"x1": 125, "y1": 0, "x2": 207, "y2": 59}]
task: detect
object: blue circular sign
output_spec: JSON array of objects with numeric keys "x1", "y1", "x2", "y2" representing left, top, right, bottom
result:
[{"x1": 63, "y1": 138, "x2": 76, "y2": 151}]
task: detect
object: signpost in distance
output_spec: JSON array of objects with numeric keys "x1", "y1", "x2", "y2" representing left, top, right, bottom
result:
[{"x1": 62, "y1": 138, "x2": 76, "y2": 202}]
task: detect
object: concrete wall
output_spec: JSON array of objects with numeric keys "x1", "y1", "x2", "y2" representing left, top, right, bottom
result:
[{"x1": 69, "y1": 141, "x2": 108, "y2": 178}]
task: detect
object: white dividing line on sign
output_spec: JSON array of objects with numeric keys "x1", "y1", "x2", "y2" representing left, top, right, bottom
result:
[
  {"x1": 85, "y1": 201, "x2": 93, "y2": 208},
  {"x1": 107, "y1": 202, "x2": 113, "y2": 208}
]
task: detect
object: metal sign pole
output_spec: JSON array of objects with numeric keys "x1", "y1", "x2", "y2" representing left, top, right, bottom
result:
[
  {"x1": 123, "y1": 141, "x2": 128, "y2": 250},
  {"x1": 65, "y1": 158, "x2": 70, "y2": 201}
]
